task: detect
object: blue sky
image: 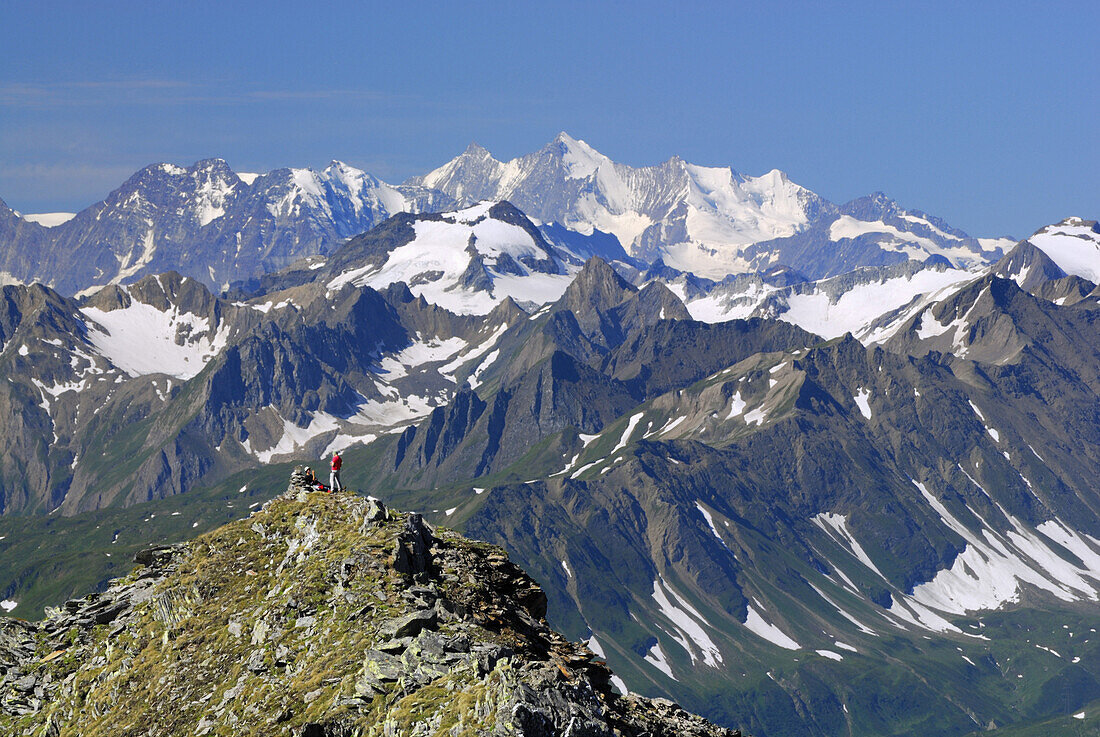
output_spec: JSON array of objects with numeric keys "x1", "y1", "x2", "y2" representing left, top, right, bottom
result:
[{"x1": 2, "y1": 1, "x2": 1097, "y2": 238}]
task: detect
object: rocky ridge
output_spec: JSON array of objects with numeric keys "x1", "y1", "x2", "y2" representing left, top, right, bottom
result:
[{"x1": 0, "y1": 468, "x2": 741, "y2": 737}]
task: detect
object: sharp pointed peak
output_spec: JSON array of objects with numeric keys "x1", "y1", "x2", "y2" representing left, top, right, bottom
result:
[
  {"x1": 560, "y1": 257, "x2": 635, "y2": 302},
  {"x1": 322, "y1": 160, "x2": 372, "y2": 181},
  {"x1": 188, "y1": 159, "x2": 236, "y2": 178},
  {"x1": 462, "y1": 141, "x2": 491, "y2": 157},
  {"x1": 755, "y1": 168, "x2": 791, "y2": 183},
  {"x1": 548, "y1": 131, "x2": 599, "y2": 154}
]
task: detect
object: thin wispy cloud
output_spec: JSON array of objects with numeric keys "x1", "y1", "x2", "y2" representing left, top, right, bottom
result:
[
  {"x1": 246, "y1": 89, "x2": 399, "y2": 102},
  {"x1": 0, "y1": 79, "x2": 192, "y2": 105},
  {"x1": 0, "y1": 80, "x2": 412, "y2": 108}
]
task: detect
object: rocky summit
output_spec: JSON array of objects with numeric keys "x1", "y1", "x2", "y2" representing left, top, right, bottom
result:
[{"x1": 0, "y1": 468, "x2": 740, "y2": 737}]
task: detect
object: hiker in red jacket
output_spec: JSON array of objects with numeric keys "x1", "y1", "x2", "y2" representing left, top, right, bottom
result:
[{"x1": 330, "y1": 451, "x2": 343, "y2": 492}]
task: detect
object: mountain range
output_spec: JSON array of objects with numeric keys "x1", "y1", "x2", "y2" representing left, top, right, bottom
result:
[
  {"x1": 1, "y1": 133, "x2": 1016, "y2": 296},
  {"x1": 2, "y1": 134, "x2": 1100, "y2": 736}
]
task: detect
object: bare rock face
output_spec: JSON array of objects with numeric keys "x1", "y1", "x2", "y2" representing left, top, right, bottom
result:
[{"x1": 0, "y1": 468, "x2": 742, "y2": 737}]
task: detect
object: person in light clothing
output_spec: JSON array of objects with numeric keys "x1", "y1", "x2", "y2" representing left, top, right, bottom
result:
[{"x1": 330, "y1": 451, "x2": 343, "y2": 492}]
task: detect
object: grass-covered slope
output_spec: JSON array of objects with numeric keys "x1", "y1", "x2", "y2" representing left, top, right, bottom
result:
[{"x1": 0, "y1": 461, "x2": 296, "y2": 619}]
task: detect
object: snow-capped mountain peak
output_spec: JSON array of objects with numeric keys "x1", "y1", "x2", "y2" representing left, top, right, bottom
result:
[
  {"x1": 552, "y1": 131, "x2": 609, "y2": 180},
  {"x1": 187, "y1": 159, "x2": 240, "y2": 227},
  {"x1": 0, "y1": 157, "x2": 450, "y2": 295},
  {"x1": 323, "y1": 201, "x2": 576, "y2": 315},
  {"x1": 412, "y1": 133, "x2": 840, "y2": 279},
  {"x1": 1025, "y1": 217, "x2": 1100, "y2": 282}
]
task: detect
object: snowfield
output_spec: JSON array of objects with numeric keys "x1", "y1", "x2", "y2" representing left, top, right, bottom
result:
[
  {"x1": 1027, "y1": 218, "x2": 1100, "y2": 283},
  {"x1": 328, "y1": 202, "x2": 577, "y2": 314},
  {"x1": 82, "y1": 299, "x2": 229, "y2": 380}
]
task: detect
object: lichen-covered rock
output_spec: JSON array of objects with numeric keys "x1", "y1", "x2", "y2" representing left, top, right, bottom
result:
[{"x1": 0, "y1": 468, "x2": 742, "y2": 736}]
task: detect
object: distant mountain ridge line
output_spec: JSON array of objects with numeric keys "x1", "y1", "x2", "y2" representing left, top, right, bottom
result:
[{"x1": 0, "y1": 132, "x2": 1025, "y2": 296}]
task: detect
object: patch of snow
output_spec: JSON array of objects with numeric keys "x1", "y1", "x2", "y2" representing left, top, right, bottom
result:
[
  {"x1": 23, "y1": 212, "x2": 75, "y2": 227},
  {"x1": 695, "y1": 502, "x2": 731, "y2": 552},
  {"x1": 83, "y1": 298, "x2": 228, "y2": 380},
  {"x1": 651, "y1": 577, "x2": 722, "y2": 667},
  {"x1": 570, "y1": 460, "x2": 600, "y2": 479},
  {"x1": 659, "y1": 416, "x2": 687, "y2": 436},
  {"x1": 743, "y1": 406, "x2": 768, "y2": 426},
  {"x1": 887, "y1": 596, "x2": 962, "y2": 634},
  {"x1": 439, "y1": 324, "x2": 508, "y2": 378},
  {"x1": 0, "y1": 600, "x2": 17, "y2": 612},
  {"x1": 1029, "y1": 224, "x2": 1100, "y2": 283},
  {"x1": 32, "y1": 377, "x2": 89, "y2": 404},
  {"x1": 113, "y1": 227, "x2": 158, "y2": 283},
  {"x1": 813, "y1": 513, "x2": 886, "y2": 579},
  {"x1": 345, "y1": 393, "x2": 440, "y2": 429},
  {"x1": 788, "y1": 269, "x2": 978, "y2": 342},
  {"x1": 466, "y1": 348, "x2": 499, "y2": 389},
  {"x1": 561, "y1": 560, "x2": 573, "y2": 579},
  {"x1": 910, "y1": 481, "x2": 1095, "y2": 616},
  {"x1": 914, "y1": 308, "x2": 952, "y2": 340},
  {"x1": 744, "y1": 605, "x2": 800, "y2": 650},
  {"x1": 1036, "y1": 520, "x2": 1100, "y2": 580},
  {"x1": 853, "y1": 388, "x2": 872, "y2": 419},
  {"x1": 611, "y1": 412, "x2": 644, "y2": 455},
  {"x1": 829, "y1": 216, "x2": 986, "y2": 267},
  {"x1": 979, "y1": 237, "x2": 1015, "y2": 253},
  {"x1": 726, "y1": 390, "x2": 746, "y2": 419},
  {"x1": 377, "y1": 336, "x2": 468, "y2": 380},
  {"x1": 586, "y1": 635, "x2": 605, "y2": 658},
  {"x1": 254, "y1": 411, "x2": 343, "y2": 463},
  {"x1": 643, "y1": 641, "x2": 677, "y2": 680},
  {"x1": 815, "y1": 649, "x2": 843, "y2": 661}
]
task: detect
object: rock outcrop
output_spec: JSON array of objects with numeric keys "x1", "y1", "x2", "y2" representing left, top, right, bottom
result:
[{"x1": 0, "y1": 468, "x2": 741, "y2": 736}]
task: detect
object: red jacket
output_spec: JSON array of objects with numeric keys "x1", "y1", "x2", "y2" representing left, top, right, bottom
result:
[{"x1": 331, "y1": 454, "x2": 342, "y2": 471}]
